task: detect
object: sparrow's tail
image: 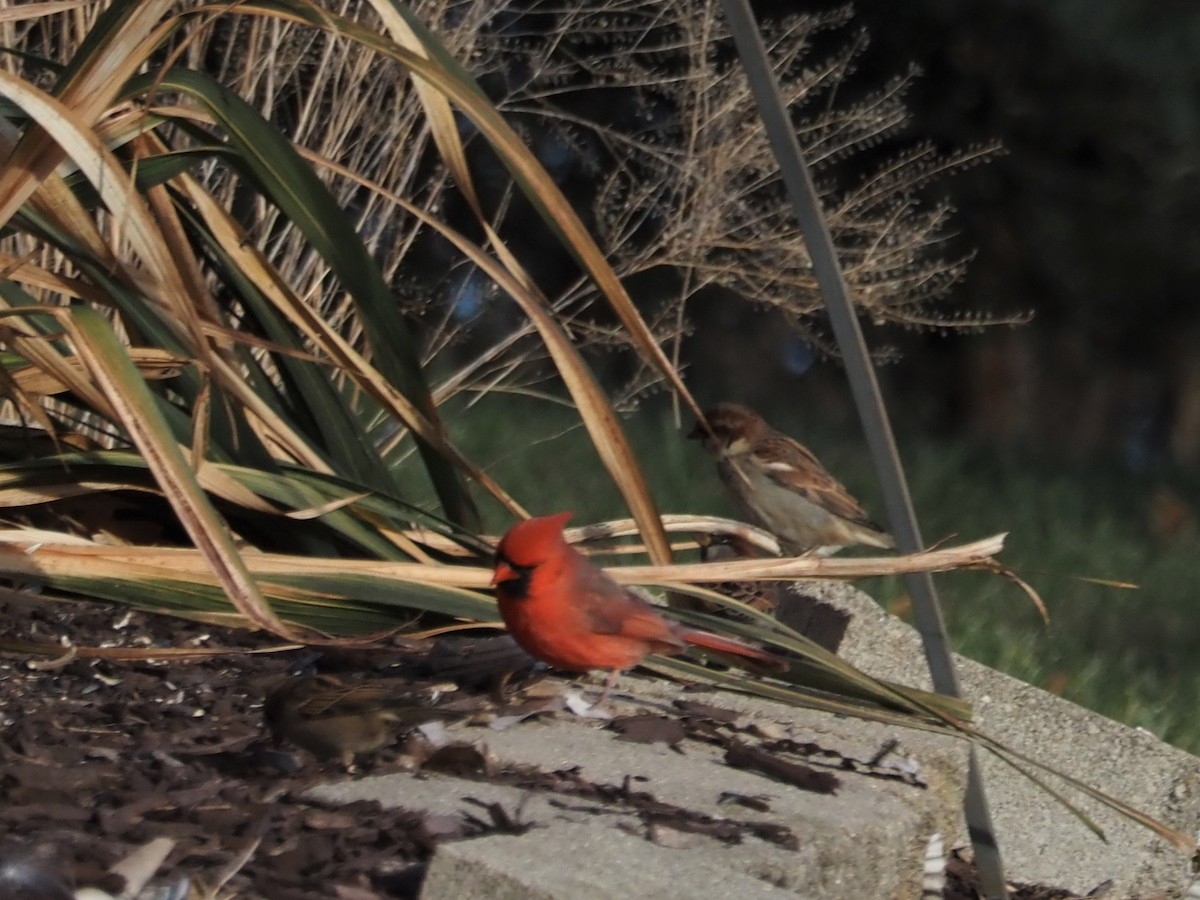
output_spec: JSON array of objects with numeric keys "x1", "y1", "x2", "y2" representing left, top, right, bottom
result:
[{"x1": 680, "y1": 628, "x2": 789, "y2": 672}]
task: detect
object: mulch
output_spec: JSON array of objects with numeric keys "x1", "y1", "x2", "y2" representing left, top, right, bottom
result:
[
  {"x1": 0, "y1": 595, "x2": 521, "y2": 898},
  {"x1": 0, "y1": 594, "x2": 1093, "y2": 898}
]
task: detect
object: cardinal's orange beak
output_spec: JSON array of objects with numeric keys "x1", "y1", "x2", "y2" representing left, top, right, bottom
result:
[{"x1": 491, "y1": 561, "x2": 516, "y2": 587}]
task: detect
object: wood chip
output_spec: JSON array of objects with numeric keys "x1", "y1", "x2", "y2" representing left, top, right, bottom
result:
[{"x1": 724, "y1": 741, "x2": 840, "y2": 794}]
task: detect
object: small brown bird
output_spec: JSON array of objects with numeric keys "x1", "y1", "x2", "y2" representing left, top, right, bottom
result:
[
  {"x1": 263, "y1": 674, "x2": 457, "y2": 765},
  {"x1": 697, "y1": 532, "x2": 782, "y2": 618},
  {"x1": 689, "y1": 403, "x2": 894, "y2": 555}
]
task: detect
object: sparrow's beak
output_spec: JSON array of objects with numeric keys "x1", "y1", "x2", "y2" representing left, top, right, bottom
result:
[
  {"x1": 491, "y1": 561, "x2": 517, "y2": 587},
  {"x1": 686, "y1": 420, "x2": 706, "y2": 440}
]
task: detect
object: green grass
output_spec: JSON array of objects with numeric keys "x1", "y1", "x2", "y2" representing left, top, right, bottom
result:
[
  {"x1": 863, "y1": 443, "x2": 1200, "y2": 753},
  {"x1": 438, "y1": 393, "x2": 1200, "y2": 752}
]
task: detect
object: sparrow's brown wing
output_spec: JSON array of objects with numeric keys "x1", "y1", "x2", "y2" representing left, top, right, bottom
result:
[
  {"x1": 698, "y1": 534, "x2": 781, "y2": 617},
  {"x1": 292, "y1": 678, "x2": 432, "y2": 719},
  {"x1": 294, "y1": 682, "x2": 374, "y2": 717},
  {"x1": 751, "y1": 436, "x2": 884, "y2": 530}
]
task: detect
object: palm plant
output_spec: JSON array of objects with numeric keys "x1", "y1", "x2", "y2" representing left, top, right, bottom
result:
[{"x1": 0, "y1": 0, "x2": 1188, "y2": 851}]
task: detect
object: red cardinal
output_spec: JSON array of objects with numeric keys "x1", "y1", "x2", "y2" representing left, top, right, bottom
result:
[{"x1": 492, "y1": 512, "x2": 787, "y2": 702}]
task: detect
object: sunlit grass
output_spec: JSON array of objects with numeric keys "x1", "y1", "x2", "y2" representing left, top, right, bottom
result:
[{"x1": 445, "y1": 393, "x2": 1200, "y2": 753}]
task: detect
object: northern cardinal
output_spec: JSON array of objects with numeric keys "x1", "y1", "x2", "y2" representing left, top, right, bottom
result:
[
  {"x1": 264, "y1": 674, "x2": 460, "y2": 765},
  {"x1": 492, "y1": 512, "x2": 787, "y2": 702},
  {"x1": 689, "y1": 402, "x2": 893, "y2": 555}
]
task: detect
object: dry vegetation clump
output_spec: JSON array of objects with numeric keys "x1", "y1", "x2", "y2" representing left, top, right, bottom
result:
[{"x1": 0, "y1": 0, "x2": 1009, "y2": 410}]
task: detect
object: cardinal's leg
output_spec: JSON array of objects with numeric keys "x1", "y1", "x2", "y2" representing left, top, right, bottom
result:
[
  {"x1": 565, "y1": 670, "x2": 623, "y2": 718},
  {"x1": 594, "y1": 669, "x2": 622, "y2": 706}
]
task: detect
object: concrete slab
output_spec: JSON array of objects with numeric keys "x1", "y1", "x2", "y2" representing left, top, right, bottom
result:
[
  {"x1": 420, "y1": 822, "x2": 804, "y2": 900},
  {"x1": 302, "y1": 579, "x2": 1200, "y2": 898},
  {"x1": 803, "y1": 580, "x2": 1200, "y2": 896},
  {"x1": 307, "y1": 694, "x2": 962, "y2": 898}
]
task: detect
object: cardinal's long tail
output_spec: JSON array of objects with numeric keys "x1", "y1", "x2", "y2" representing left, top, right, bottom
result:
[{"x1": 679, "y1": 628, "x2": 789, "y2": 672}]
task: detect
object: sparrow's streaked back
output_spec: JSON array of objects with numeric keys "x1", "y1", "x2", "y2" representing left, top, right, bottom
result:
[
  {"x1": 690, "y1": 402, "x2": 893, "y2": 555},
  {"x1": 264, "y1": 674, "x2": 458, "y2": 765}
]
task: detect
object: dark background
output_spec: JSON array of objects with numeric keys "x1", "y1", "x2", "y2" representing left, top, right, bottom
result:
[{"x1": 700, "y1": 0, "x2": 1200, "y2": 472}]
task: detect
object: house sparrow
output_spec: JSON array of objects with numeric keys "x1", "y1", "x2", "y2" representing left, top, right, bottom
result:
[
  {"x1": 696, "y1": 532, "x2": 782, "y2": 618},
  {"x1": 263, "y1": 674, "x2": 458, "y2": 765},
  {"x1": 689, "y1": 403, "x2": 894, "y2": 555},
  {"x1": 698, "y1": 532, "x2": 851, "y2": 650}
]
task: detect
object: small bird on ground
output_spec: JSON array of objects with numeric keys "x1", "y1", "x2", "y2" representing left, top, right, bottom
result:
[
  {"x1": 263, "y1": 674, "x2": 458, "y2": 765},
  {"x1": 492, "y1": 512, "x2": 787, "y2": 704},
  {"x1": 689, "y1": 402, "x2": 894, "y2": 555}
]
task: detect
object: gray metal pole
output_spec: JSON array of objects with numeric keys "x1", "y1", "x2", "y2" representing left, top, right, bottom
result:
[{"x1": 717, "y1": 2, "x2": 1008, "y2": 895}]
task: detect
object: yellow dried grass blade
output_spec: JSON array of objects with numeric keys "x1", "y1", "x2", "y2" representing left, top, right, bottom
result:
[
  {"x1": 228, "y1": 0, "x2": 681, "y2": 563},
  {"x1": 6, "y1": 305, "x2": 307, "y2": 641},
  {"x1": 281, "y1": 141, "x2": 663, "y2": 551},
  {"x1": 360, "y1": 0, "x2": 675, "y2": 562},
  {"x1": 0, "y1": 0, "x2": 176, "y2": 227},
  {"x1": 0, "y1": 2, "x2": 88, "y2": 26},
  {"x1": 8, "y1": 348, "x2": 186, "y2": 395},
  {"x1": 167, "y1": 168, "x2": 525, "y2": 516},
  {"x1": 612, "y1": 534, "x2": 1007, "y2": 583},
  {"x1": 0, "y1": 68, "x2": 208, "y2": 356}
]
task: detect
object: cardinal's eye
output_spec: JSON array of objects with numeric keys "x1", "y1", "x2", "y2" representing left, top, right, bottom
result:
[{"x1": 494, "y1": 553, "x2": 534, "y2": 597}]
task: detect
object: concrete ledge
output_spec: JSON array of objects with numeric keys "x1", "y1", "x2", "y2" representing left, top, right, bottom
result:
[
  {"x1": 310, "y1": 669, "x2": 967, "y2": 898},
  {"x1": 420, "y1": 823, "x2": 803, "y2": 900},
  {"x1": 303, "y1": 581, "x2": 1199, "y2": 897},
  {"x1": 804, "y1": 580, "x2": 1200, "y2": 895}
]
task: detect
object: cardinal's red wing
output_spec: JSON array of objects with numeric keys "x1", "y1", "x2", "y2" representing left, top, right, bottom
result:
[{"x1": 575, "y1": 562, "x2": 686, "y2": 650}]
